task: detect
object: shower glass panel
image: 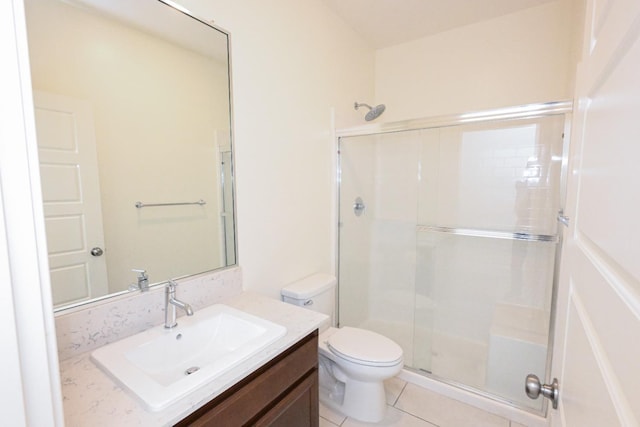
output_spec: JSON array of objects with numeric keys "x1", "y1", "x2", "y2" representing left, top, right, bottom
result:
[{"x1": 338, "y1": 114, "x2": 565, "y2": 412}]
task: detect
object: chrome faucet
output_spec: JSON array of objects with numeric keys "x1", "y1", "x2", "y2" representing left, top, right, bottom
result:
[
  {"x1": 130, "y1": 269, "x2": 149, "y2": 292},
  {"x1": 164, "y1": 280, "x2": 194, "y2": 329}
]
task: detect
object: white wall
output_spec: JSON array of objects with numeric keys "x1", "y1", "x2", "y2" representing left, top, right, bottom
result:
[
  {"x1": 176, "y1": 0, "x2": 376, "y2": 298},
  {"x1": 375, "y1": 1, "x2": 579, "y2": 121},
  {"x1": 1, "y1": 0, "x2": 63, "y2": 423}
]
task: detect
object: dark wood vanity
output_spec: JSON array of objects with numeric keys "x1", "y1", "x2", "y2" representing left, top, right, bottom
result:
[{"x1": 175, "y1": 330, "x2": 319, "y2": 427}]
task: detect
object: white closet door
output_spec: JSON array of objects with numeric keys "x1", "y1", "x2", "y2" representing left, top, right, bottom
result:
[
  {"x1": 551, "y1": 0, "x2": 640, "y2": 425},
  {"x1": 35, "y1": 91, "x2": 109, "y2": 306}
]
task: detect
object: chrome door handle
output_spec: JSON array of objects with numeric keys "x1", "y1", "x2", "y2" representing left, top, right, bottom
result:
[
  {"x1": 90, "y1": 247, "x2": 104, "y2": 257},
  {"x1": 353, "y1": 197, "x2": 366, "y2": 216},
  {"x1": 525, "y1": 374, "x2": 559, "y2": 409}
]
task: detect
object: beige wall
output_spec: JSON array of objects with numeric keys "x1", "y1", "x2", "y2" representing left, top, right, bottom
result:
[
  {"x1": 26, "y1": 0, "x2": 230, "y2": 292},
  {"x1": 29, "y1": 0, "x2": 583, "y2": 302},
  {"x1": 171, "y1": 0, "x2": 583, "y2": 300},
  {"x1": 177, "y1": 0, "x2": 376, "y2": 298},
  {"x1": 375, "y1": 1, "x2": 580, "y2": 121}
]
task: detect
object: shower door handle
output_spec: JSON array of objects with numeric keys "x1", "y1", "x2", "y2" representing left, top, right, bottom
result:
[
  {"x1": 353, "y1": 197, "x2": 366, "y2": 216},
  {"x1": 557, "y1": 210, "x2": 570, "y2": 227}
]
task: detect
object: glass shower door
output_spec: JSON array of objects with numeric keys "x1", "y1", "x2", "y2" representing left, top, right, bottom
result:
[
  {"x1": 338, "y1": 130, "x2": 424, "y2": 365},
  {"x1": 337, "y1": 113, "x2": 565, "y2": 411},
  {"x1": 413, "y1": 116, "x2": 564, "y2": 410}
]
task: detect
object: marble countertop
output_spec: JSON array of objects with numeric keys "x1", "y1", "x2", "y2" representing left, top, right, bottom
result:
[{"x1": 59, "y1": 292, "x2": 328, "y2": 427}]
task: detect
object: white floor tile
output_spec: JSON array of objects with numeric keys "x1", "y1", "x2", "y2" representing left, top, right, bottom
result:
[
  {"x1": 320, "y1": 416, "x2": 342, "y2": 427},
  {"x1": 385, "y1": 376, "x2": 407, "y2": 405},
  {"x1": 395, "y1": 383, "x2": 510, "y2": 427},
  {"x1": 342, "y1": 405, "x2": 437, "y2": 427},
  {"x1": 320, "y1": 402, "x2": 347, "y2": 426}
]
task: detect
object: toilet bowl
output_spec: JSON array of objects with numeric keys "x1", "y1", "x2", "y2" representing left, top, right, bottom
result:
[
  {"x1": 318, "y1": 326, "x2": 403, "y2": 422},
  {"x1": 281, "y1": 274, "x2": 404, "y2": 423}
]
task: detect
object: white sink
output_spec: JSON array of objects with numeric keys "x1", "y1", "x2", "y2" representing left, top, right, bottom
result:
[{"x1": 91, "y1": 304, "x2": 287, "y2": 411}]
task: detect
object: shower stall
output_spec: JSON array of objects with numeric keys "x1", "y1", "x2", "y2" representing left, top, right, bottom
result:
[{"x1": 336, "y1": 102, "x2": 570, "y2": 414}]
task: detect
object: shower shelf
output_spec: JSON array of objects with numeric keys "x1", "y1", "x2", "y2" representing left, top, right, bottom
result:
[{"x1": 416, "y1": 225, "x2": 558, "y2": 243}]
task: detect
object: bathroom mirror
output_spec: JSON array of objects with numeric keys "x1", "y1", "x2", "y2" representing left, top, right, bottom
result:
[{"x1": 24, "y1": 0, "x2": 236, "y2": 311}]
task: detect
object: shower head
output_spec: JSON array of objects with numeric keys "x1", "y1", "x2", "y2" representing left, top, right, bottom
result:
[{"x1": 354, "y1": 102, "x2": 386, "y2": 121}]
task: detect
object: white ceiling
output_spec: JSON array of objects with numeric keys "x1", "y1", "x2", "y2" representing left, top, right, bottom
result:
[{"x1": 321, "y1": 0, "x2": 558, "y2": 49}]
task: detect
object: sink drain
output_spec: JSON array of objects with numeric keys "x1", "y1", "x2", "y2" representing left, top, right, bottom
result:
[{"x1": 185, "y1": 366, "x2": 200, "y2": 375}]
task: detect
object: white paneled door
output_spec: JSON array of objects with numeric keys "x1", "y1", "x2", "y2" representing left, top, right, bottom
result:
[
  {"x1": 34, "y1": 92, "x2": 109, "y2": 306},
  {"x1": 551, "y1": 0, "x2": 640, "y2": 425}
]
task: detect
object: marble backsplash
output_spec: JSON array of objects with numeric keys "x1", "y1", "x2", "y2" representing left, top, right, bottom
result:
[{"x1": 55, "y1": 266, "x2": 243, "y2": 361}]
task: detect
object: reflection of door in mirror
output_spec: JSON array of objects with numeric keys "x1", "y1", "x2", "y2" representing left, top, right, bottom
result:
[{"x1": 35, "y1": 91, "x2": 109, "y2": 307}]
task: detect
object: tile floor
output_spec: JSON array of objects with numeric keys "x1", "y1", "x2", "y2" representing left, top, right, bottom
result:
[{"x1": 319, "y1": 377, "x2": 529, "y2": 427}]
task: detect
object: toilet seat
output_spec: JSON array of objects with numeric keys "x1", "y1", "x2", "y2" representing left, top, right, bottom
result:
[{"x1": 327, "y1": 327, "x2": 403, "y2": 367}]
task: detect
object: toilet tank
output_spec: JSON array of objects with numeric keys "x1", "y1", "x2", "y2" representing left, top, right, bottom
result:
[{"x1": 281, "y1": 273, "x2": 336, "y2": 325}]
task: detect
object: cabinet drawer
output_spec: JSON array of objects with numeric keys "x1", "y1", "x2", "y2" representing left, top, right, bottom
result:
[{"x1": 176, "y1": 330, "x2": 318, "y2": 427}]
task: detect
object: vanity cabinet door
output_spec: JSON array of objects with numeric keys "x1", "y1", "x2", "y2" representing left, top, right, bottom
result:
[
  {"x1": 175, "y1": 330, "x2": 318, "y2": 427},
  {"x1": 254, "y1": 370, "x2": 319, "y2": 427}
]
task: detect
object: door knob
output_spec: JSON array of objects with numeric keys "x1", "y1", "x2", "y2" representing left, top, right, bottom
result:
[
  {"x1": 90, "y1": 247, "x2": 104, "y2": 256},
  {"x1": 525, "y1": 374, "x2": 559, "y2": 409},
  {"x1": 353, "y1": 197, "x2": 366, "y2": 216}
]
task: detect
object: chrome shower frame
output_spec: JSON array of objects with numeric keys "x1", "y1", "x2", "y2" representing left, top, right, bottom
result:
[{"x1": 334, "y1": 100, "x2": 573, "y2": 416}]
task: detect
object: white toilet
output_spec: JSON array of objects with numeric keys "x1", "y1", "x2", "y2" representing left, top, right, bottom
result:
[{"x1": 281, "y1": 274, "x2": 404, "y2": 423}]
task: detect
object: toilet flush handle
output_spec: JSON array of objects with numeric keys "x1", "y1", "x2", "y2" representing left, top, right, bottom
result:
[{"x1": 304, "y1": 299, "x2": 314, "y2": 306}]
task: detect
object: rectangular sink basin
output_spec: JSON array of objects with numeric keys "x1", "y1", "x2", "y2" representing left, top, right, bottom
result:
[{"x1": 91, "y1": 304, "x2": 286, "y2": 411}]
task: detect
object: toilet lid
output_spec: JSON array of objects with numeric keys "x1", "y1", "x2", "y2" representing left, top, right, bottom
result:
[{"x1": 327, "y1": 327, "x2": 403, "y2": 367}]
